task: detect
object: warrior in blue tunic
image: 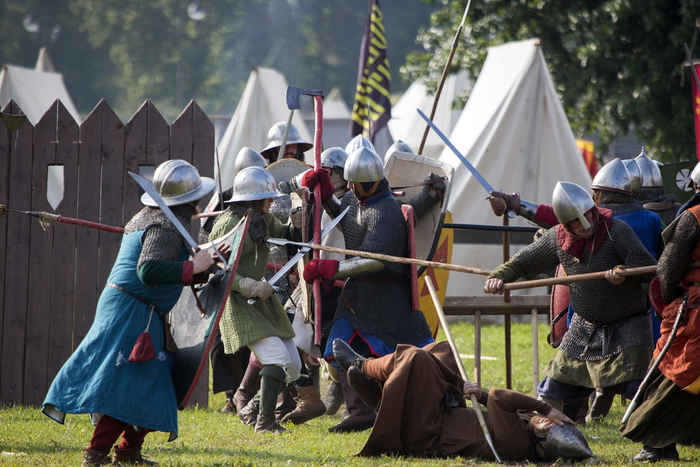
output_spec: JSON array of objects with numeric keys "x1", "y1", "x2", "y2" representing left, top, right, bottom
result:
[{"x1": 42, "y1": 160, "x2": 217, "y2": 467}]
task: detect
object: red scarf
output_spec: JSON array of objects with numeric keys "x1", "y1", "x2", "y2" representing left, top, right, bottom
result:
[{"x1": 556, "y1": 207, "x2": 613, "y2": 259}]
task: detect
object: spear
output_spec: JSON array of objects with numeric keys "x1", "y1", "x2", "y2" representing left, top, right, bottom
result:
[
  {"x1": 0, "y1": 204, "x2": 125, "y2": 234},
  {"x1": 417, "y1": 0, "x2": 472, "y2": 155},
  {"x1": 266, "y1": 238, "x2": 492, "y2": 276},
  {"x1": 483, "y1": 265, "x2": 658, "y2": 293}
]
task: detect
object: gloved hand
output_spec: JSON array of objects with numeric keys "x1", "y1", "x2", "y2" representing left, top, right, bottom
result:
[
  {"x1": 423, "y1": 172, "x2": 446, "y2": 200},
  {"x1": 290, "y1": 205, "x2": 304, "y2": 228},
  {"x1": 239, "y1": 277, "x2": 275, "y2": 300},
  {"x1": 301, "y1": 169, "x2": 335, "y2": 203},
  {"x1": 303, "y1": 259, "x2": 339, "y2": 283},
  {"x1": 488, "y1": 191, "x2": 520, "y2": 217}
]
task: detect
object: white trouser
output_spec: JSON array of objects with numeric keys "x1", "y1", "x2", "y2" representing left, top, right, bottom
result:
[{"x1": 248, "y1": 336, "x2": 302, "y2": 384}]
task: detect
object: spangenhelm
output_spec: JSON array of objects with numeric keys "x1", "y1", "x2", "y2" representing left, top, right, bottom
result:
[
  {"x1": 345, "y1": 134, "x2": 375, "y2": 156},
  {"x1": 634, "y1": 147, "x2": 663, "y2": 187},
  {"x1": 321, "y1": 147, "x2": 349, "y2": 173},
  {"x1": 344, "y1": 147, "x2": 384, "y2": 183},
  {"x1": 544, "y1": 423, "x2": 595, "y2": 461},
  {"x1": 260, "y1": 121, "x2": 313, "y2": 157},
  {"x1": 622, "y1": 159, "x2": 642, "y2": 194},
  {"x1": 552, "y1": 182, "x2": 595, "y2": 230},
  {"x1": 234, "y1": 147, "x2": 268, "y2": 175},
  {"x1": 227, "y1": 166, "x2": 283, "y2": 202},
  {"x1": 690, "y1": 161, "x2": 700, "y2": 188},
  {"x1": 591, "y1": 158, "x2": 632, "y2": 195},
  {"x1": 385, "y1": 140, "x2": 413, "y2": 160},
  {"x1": 141, "y1": 159, "x2": 216, "y2": 207}
]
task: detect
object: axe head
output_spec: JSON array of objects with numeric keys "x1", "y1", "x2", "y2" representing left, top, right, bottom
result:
[{"x1": 286, "y1": 86, "x2": 324, "y2": 110}]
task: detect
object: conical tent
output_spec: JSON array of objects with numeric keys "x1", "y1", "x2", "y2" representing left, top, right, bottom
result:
[
  {"x1": 440, "y1": 39, "x2": 592, "y2": 297},
  {"x1": 0, "y1": 62, "x2": 81, "y2": 125},
  {"x1": 388, "y1": 69, "x2": 469, "y2": 159},
  {"x1": 216, "y1": 67, "x2": 314, "y2": 191}
]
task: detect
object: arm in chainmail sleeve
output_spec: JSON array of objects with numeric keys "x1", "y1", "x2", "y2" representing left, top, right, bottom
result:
[
  {"x1": 608, "y1": 219, "x2": 658, "y2": 288},
  {"x1": 658, "y1": 211, "x2": 700, "y2": 304},
  {"x1": 488, "y1": 260, "x2": 527, "y2": 283},
  {"x1": 137, "y1": 226, "x2": 185, "y2": 285}
]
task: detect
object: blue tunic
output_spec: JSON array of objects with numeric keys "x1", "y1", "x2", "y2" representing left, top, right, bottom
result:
[{"x1": 42, "y1": 230, "x2": 187, "y2": 440}]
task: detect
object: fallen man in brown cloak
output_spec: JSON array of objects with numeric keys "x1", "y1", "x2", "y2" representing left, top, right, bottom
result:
[{"x1": 332, "y1": 339, "x2": 599, "y2": 462}]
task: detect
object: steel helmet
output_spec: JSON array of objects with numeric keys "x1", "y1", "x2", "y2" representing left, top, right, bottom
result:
[
  {"x1": 345, "y1": 135, "x2": 375, "y2": 156},
  {"x1": 591, "y1": 158, "x2": 632, "y2": 195},
  {"x1": 552, "y1": 182, "x2": 595, "y2": 230},
  {"x1": 234, "y1": 147, "x2": 268, "y2": 175},
  {"x1": 622, "y1": 159, "x2": 642, "y2": 193},
  {"x1": 260, "y1": 121, "x2": 312, "y2": 157},
  {"x1": 344, "y1": 147, "x2": 384, "y2": 183},
  {"x1": 227, "y1": 166, "x2": 283, "y2": 202},
  {"x1": 141, "y1": 159, "x2": 216, "y2": 207},
  {"x1": 635, "y1": 148, "x2": 663, "y2": 187},
  {"x1": 545, "y1": 423, "x2": 595, "y2": 461},
  {"x1": 385, "y1": 140, "x2": 413, "y2": 160},
  {"x1": 321, "y1": 147, "x2": 349, "y2": 173},
  {"x1": 690, "y1": 161, "x2": 700, "y2": 188}
]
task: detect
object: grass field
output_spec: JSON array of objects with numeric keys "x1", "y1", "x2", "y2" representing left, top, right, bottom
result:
[{"x1": 0, "y1": 321, "x2": 691, "y2": 466}]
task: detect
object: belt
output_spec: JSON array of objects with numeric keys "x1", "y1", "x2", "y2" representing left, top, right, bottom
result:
[{"x1": 106, "y1": 282, "x2": 166, "y2": 321}]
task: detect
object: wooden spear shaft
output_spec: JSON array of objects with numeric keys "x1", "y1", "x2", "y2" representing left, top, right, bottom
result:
[
  {"x1": 484, "y1": 265, "x2": 657, "y2": 293},
  {"x1": 425, "y1": 276, "x2": 502, "y2": 463},
  {"x1": 299, "y1": 242, "x2": 491, "y2": 276},
  {"x1": 417, "y1": 0, "x2": 472, "y2": 155}
]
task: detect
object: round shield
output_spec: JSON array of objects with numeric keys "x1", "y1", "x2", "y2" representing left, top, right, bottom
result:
[
  {"x1": 267, "y1": 158, "x2": 311, "y2": 185},
  {"x1": 648, "y1": 276, "x2": 667, "y2": 315}
]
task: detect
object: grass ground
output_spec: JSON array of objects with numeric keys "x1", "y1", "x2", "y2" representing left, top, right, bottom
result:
[{"x1": 0, "y1": 322, "x2": 691, "y2": 466}]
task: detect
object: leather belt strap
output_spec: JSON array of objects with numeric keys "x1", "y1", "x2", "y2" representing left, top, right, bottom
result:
[{"x1": 106, "y1": 282, "x2": 166, "y2": 321}]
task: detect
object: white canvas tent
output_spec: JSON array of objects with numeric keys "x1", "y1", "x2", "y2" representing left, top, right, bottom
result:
[
  {"x1": 0, "y1": 61, "x2": 81, "y2": 125},
  {"x1": 440, "y1": 39, "x2": 592, "y2": 297},
  {"x1": 216, "y1": 67, "x2": 314, "y2": 191},
  {"x1": 388, "y1": 69, "x2": 469, "y2": 159}
]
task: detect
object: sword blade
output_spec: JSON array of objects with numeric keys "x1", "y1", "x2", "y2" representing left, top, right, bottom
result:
[
  {"x1": 417, "y1": 109, "x2": 494, "y2": 194},
  {"x1": 265, "y1": 205, "x2": 350, "y2": 287}
]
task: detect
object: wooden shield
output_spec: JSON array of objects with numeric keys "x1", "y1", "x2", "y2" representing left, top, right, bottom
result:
[
  {"x1": 384, "y1": 151, "x2": 454, "y2": 271},
  {"x1": 267, "y1": 158, "x2": 310, "y2": 185},
  {"x1": 170, "y1": 214, "x2": 250, "y2": 409}
]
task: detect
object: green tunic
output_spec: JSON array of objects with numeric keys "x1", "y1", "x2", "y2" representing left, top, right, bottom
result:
[{"x1": 210, "y1": 210, "x2": 295, "y2": 354}]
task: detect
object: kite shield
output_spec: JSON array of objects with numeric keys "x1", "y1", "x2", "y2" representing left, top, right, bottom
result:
[
  {"x1": 171, "y1": 214, "x2": 250, "y2": 409},
  {"x1": 384, "y1": 151, "x2": 454, "y2": 270}
]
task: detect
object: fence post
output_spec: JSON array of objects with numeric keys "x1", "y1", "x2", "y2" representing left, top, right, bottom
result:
[
  {"x1": 531, "y1": 308, "x2": 539, "y2": 397},
  {"x1": 474, "y1": 309, "x2": 481, "y2": 386}
]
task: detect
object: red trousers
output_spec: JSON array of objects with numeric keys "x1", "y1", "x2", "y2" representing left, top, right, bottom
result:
[{"x1": 87, "y1": 414, "x2": 150, "y2": 452}]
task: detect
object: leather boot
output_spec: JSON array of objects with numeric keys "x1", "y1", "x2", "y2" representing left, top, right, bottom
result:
[
  {"x1": 255, "y1": 415, "x2": 287, "y2": 434},
  {"x1": 328, "y1": 370, "x2": 376, "y2": 433},
  {"x1": 221, "y1": 389, "x2": 236, "y2": 414},
  {"x1": 238, "y1": 397, "x2": 259, "y2": 427},
  {"x1": 81, "y1": 448, "x2": 111, "y2": 467},
  {"x1": 307, "y1": 362, "x2": 321, "y2": 392},
  {"x1": 275, "y1": 388, "x2": 297, "y2": 422},
  {"x1": 332, "y1": 339, "x2": 366, "y2": 372},
  {"x1": 322, "y1": 380, "x2": 345, "y2": 416},
  {"x1": 280, "y1": 385, "x2": 327, "y2": 425},
  {"x1": 347, "y1": 366, "x2": 381, "y2": 410},
  {"x1": 233, "y1": 363, "x2": 262, "y2": 413},
  {"x1": 112, "y1": 447, "x2": 158, "y2": 466},
  {"x1": 587, "y1": 387, "x2": 616, "y2": 422}
]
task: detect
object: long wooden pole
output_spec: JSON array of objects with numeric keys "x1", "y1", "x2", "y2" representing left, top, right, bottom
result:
[
  {"x1": 312, "y1": 93, "x2": 324, "y2": 345},
  {"x1": 417, "y1": 0, "x2": 472, "y2": 155},
  {"x1": 484, "y1": 265, "x2": 657, "y2": 293},
  {"x1": 425, "y1": 276, "x2": 502, "y2": 463},
  {"x1": 292, "y1": 242, "x2": 491, "y2": 276}
]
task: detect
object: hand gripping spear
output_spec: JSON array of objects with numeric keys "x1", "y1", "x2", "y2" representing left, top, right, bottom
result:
[
  {"x1": 425, "y1": 275, "x2": 502, "y2": 463},
  {"x1": 286, "y1": 85, "x2": 325, "y2": 345}
]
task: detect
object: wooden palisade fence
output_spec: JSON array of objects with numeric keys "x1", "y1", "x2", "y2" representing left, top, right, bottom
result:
[{"x1": 0, "y1": 98, "x2": 215, "y2": 408}]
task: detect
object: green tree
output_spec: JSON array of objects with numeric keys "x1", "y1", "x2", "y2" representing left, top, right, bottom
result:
[{"x1": 404, "y1": 0, "x2": 700, "y2": 162}]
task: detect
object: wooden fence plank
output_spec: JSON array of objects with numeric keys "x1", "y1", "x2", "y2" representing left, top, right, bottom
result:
[
  {"x1": 0, "y1": 103, "x2": 12, "y2": 401},
  {"x1": 46, "y1": 102, "x2": 80, "y2": 386},
  {"x1": 1, "y1": 101, "x2": 33, "y2": 406},
  {"x1": 95, "y1": 101, "x2": 125, "y2": 292},
  {"x1": 73, "y1": 102, "x2": 106, "y2": 348},
  {"x1": 23, "y1": 102, "x2": 58, "y2": 407}
]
